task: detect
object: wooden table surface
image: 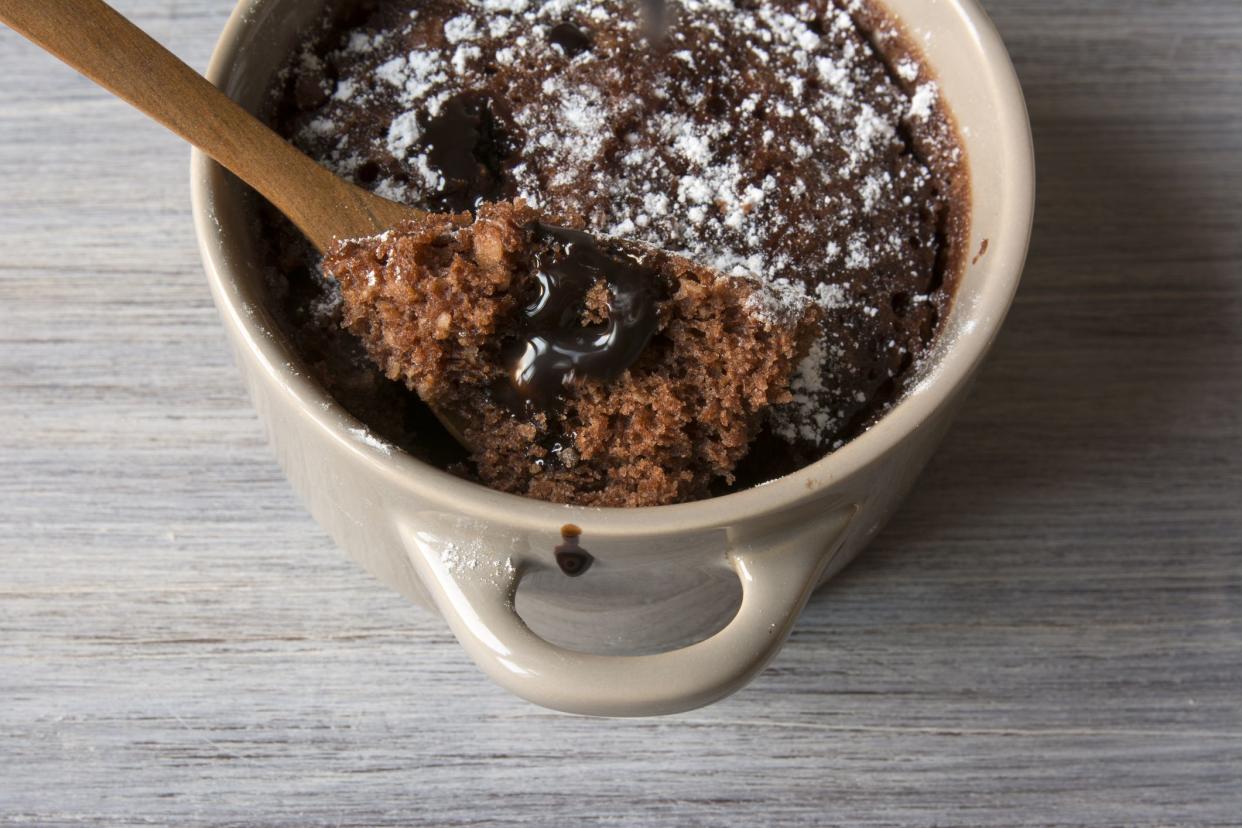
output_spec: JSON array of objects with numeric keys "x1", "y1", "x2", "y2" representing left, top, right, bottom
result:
[{"x1": 2, "y1": 1, "x2": 1240, "y2": 825}]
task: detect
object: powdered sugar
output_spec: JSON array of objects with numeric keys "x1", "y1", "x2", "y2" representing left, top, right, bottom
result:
[
  {"x1": 443, "y1": 14, "x2": 479, "y2": 44},
  {"x1": 440, "y1": 541, "x2": 516, "y2": 582},
  {"x1": 908, "y1": 82, "x2": 939, "y2": 121},
  {"x1": 347, "y1": 426, "x2": 393, "y2": 455},
  {"x1": 276, "y1": 0, "x2": 963, "y2": 455},
  {"x1": 772, "y1": 337, "x2": 839, "y2": 444}
]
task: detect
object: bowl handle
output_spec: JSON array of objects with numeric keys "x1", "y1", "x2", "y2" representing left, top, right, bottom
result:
[{"x1": 402, "y1": 507, "x2": 856, "y2": 717}]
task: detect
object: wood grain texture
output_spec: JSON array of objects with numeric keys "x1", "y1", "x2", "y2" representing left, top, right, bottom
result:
[
  {"x1": 0, "y1": 0, "x2": 424, "y2": 252},
  {"x1": 1, "y1": 1, "x2": 1239, "y2": 825}
]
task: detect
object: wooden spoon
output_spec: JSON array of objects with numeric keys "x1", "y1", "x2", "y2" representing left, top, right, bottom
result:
[
  {"x1": 0, "y1": 0, "x2": 481, "y2": 443},
  {"x1": 0, "y1": 0, "x2": 421, "y2": 251}
]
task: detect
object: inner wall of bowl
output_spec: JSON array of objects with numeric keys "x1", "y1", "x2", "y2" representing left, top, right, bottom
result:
[
  {"x1": 206, "y1": 0, "x2": 341, "y2": 328},
  {"x1": 880, "y1": 0, "x2": 1024, "y2": 373}
]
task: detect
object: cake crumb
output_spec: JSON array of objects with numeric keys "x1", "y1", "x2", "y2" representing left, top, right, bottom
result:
[{"x1": 324, "y1": 201, "x2": 820, "y2": 507}]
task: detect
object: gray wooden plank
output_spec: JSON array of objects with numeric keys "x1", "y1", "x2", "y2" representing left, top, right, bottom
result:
[{"x1": 1, "y1": 0, "x2": 1240, "y2": 825}]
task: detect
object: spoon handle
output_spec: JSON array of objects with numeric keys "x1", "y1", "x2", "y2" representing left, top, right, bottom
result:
[{"x1": 0, "y1": 0, "x2": 417, "y2": 250}]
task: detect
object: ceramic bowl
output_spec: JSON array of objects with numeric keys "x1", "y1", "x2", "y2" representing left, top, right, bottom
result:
[{"x1": 192, "y1": 0, "x2": 1034, "y2": 716}]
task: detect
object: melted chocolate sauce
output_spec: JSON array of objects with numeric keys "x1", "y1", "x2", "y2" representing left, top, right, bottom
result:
[
  {"x1": 499, "y1": 225, "x2": 666, "y2": 409},
  {"x1": 554, "y1": 524, "x2": 593, "y2": 577},
  {"x1": 548, "y1": 22, "x2": 593, "y2": 57},
  {"x1": 421, "y1": 91, "x2": 513, "y2": 213}
]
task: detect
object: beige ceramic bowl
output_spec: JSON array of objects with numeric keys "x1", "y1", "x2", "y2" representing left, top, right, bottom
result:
[{"x1": 192, "y1": 0, "x2": 1034, "y2": 716}]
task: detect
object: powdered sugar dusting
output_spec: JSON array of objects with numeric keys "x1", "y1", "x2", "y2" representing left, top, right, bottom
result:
[
  {"x1": 347, "y1": 425, "x2": 393, "y2": 455},
  {"x1": 273, "y1": 0, "x2": 965, "y2": 457},
  {"x1": 440, "y1": 541, "x2": 516, "y2": 582},
  {"x1": 773, "y1": 336, "x2": 838, "y2": 443}
]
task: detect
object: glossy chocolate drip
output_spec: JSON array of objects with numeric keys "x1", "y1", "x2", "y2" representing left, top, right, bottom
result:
[
  {"x1": 421, "y1": 91, "x2": 513, "y2": 212},
  {"x1": 548, "y1": 22, "x2": 593, "y2": 57},
  {"x1": 500, "y1": 224, "x2": 665, "y2": 409},
  {"x1": 554, "y1": 524, "x2": 593, "y2": 577}
]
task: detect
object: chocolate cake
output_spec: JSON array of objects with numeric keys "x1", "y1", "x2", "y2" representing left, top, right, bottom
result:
[
  {"x1": 325, "y1": 200, "x2": 818, "y2": 506},
  {"x1": 258, "y1": 0, "x2": 969, "y2": 505}
]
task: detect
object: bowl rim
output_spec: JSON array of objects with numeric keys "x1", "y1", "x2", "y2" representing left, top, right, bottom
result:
[{"x1": 191, "y1": 0, "x2": 1035, "y2": 537}]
